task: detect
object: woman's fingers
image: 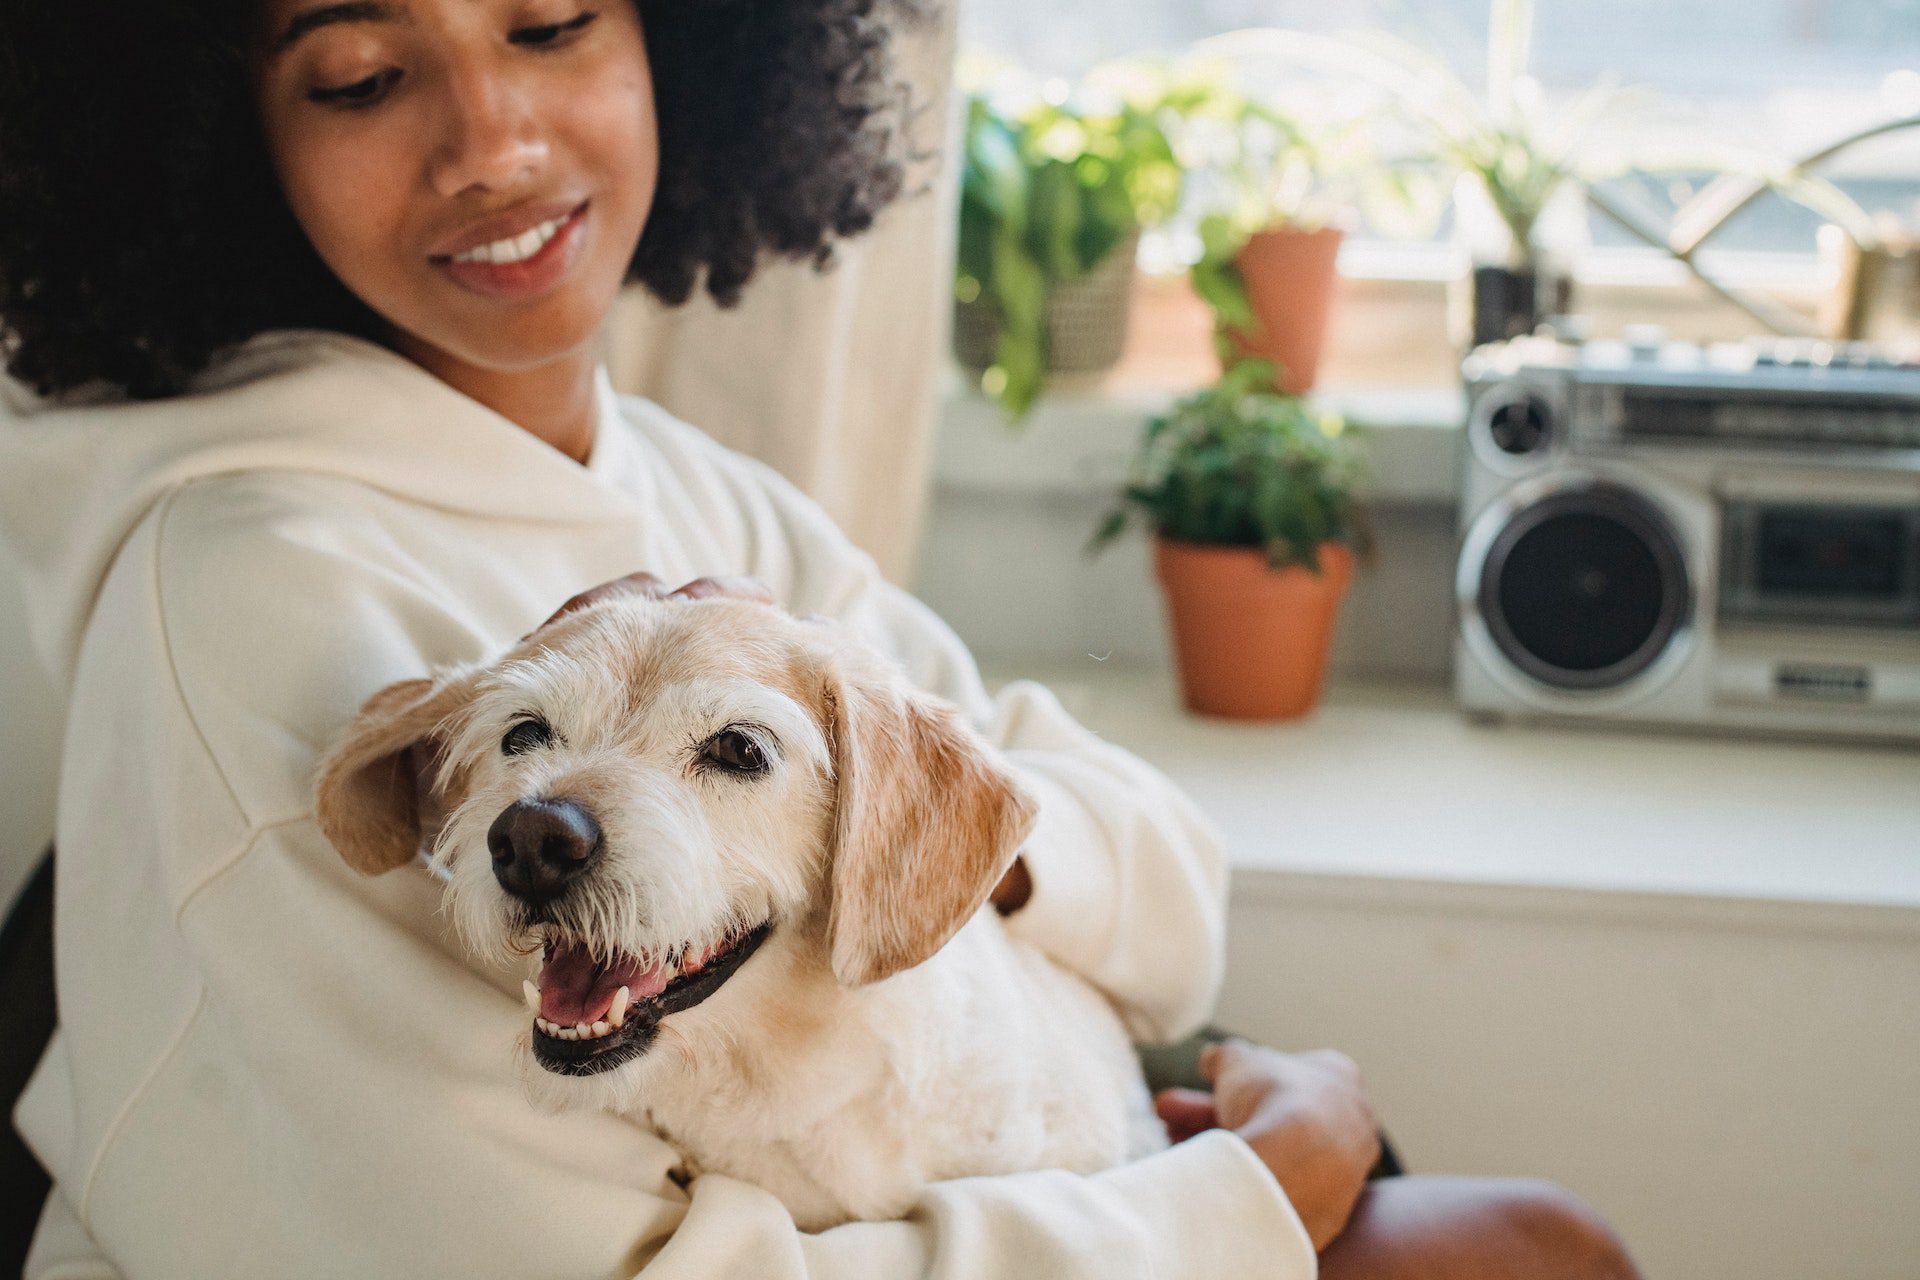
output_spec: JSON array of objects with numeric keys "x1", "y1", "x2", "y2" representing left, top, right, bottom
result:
[
  {"x1": 1153, "y1": 1087, "x2": 1220, "y2": 1143},
  {"x1": 1198, "y1": 1034, "x2": 1255, "y2": 1084},
  {"x1": 524, "y1": 571, "x2": 672, "y2": 638},
  {"x1": 523, "y1": 573, "x2": 778, "y2": 640},
  {"x1": 667, "y1": 574, "x2": 776, "y2": 604},
  {"x1": 1207, "y1": 1042, "x2": 1384, "y2": 1251}
]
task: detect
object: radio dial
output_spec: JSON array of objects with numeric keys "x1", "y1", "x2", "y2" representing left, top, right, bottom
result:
[{"x1": 1487, "y1": 396, "x2": 1553, "y2": 455}]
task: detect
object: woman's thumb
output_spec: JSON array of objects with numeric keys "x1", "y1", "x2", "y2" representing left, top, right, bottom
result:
[
  {"x1": 1198, "y1": 1035, "x2": 1252, "y2": 1084},
  {"x1": 1153, "y1": 1087, "x2": 1218, "y2": 1142}
]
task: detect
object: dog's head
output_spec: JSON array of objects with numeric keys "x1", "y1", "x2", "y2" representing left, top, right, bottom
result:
[{"x1": 313, "y1": 595, "x2": 1036, "y2": 1096}]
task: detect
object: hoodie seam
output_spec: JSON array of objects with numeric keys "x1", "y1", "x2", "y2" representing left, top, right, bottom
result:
[
  {"x1": 150, "y1": 484, "x2": 254, "y2": 829},
  {"x1": 172, "y1": 813, "x2": 311, "y2": 927},
  {"x1": 74, "y1": 806, "x2": 300, "y2": 1234},
  {"x1": 74, "y1": 983, "x2": 209, "y2": 1231}
]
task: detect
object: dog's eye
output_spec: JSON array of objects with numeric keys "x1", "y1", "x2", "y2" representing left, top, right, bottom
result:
[
  {"x1": 501, "y1": 718, "x2": 554, "y2": 756},
  {"x1": 701, "y1": 728, "x2": 768, "y2": 775}
]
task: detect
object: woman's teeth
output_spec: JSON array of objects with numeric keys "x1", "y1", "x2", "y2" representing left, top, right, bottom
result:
[{"x1": 451, "y1": 212, "x2": 569, "y2": 265}]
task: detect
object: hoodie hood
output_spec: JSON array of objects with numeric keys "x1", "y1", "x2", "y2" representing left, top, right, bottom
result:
[{"x1": 0, "y1": 327, "x2": 638, "y2": 694}]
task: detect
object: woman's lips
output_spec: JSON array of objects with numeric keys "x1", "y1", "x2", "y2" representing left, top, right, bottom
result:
[{"x1": 431, "y1": 200, "x2": 589, "y2": 301}]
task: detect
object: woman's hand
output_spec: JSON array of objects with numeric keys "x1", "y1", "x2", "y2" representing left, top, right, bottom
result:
[
  {"x1": 1154, "y1": 1038, "x2": 1381, "y2": 1251},
  {"x1": 522, "y1": 571, "x2": 777, "y2": 640}
]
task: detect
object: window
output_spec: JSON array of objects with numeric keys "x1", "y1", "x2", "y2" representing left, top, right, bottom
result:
[{"x1": 959, "y1": 1, "x2": 1920, "y2": 261}]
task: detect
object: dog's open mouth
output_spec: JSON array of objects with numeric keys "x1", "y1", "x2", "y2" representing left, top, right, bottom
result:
[{"x1": 526, "y1": 922, "x2": 772, "y2": 1076}]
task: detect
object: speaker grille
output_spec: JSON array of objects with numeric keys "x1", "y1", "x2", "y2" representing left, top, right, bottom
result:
[{"x1": 1479, "y1": 486, "x2": 1690, "y2": 690}]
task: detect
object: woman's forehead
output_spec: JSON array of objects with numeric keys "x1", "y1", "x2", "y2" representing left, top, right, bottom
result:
[{"x1": 265, "y1": 2, "x2": 411, "y2": 55}]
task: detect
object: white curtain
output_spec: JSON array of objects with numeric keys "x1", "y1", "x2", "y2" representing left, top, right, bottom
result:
[{"x1": 605, "y1": 5, "x2": 961, "y2": 585}]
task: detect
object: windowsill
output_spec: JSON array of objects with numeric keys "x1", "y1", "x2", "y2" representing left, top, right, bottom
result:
[
  {"x1": 987, "y1": 657, "x2": 1920, "y2": 924},
  {"x1": 936, "y1": 373, "x2": 1466, "y2": 505}
]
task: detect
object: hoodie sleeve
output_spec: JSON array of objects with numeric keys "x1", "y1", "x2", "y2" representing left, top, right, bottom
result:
[
  {"x1": 688, "y1": 441, "x2": 1232, "y2": 1046},
  {"x1": 17, "y1": 473, "x2": 1315, "y2": 1280}
]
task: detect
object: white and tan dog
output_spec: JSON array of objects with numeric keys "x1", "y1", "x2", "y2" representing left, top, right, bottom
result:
[{"x1": 313, "y1": 594, "x2": 1162, "y2": 1229}]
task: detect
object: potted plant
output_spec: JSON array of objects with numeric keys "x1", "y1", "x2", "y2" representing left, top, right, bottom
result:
[
  {"x1": 1188, "y1": 1, "x2": 1648, "y2": 348},
  {"x1": 955, "y1": 71, "x2": 1183, "y2": 422},
  {"x1": 1151, "y1": 61, "x2": 1380, "y2": 395},
  {"x1": 1090, "y1": 359, "x2": 1369, "y2": 720}
]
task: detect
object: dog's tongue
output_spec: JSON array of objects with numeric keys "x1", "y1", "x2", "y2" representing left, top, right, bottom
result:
[{"x1": 536, "y1": 942, "x2": 670, "y2": 1027}]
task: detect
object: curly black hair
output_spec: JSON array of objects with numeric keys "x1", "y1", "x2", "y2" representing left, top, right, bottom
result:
[{"x1": 0, "y1": 0, "x2": 933, "y2": 401}]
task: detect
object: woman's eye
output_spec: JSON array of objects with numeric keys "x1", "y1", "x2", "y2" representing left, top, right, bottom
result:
[
  {"x1": 512, "y1": 10, "x2": 599, "y2": 46},
  {"x1": 501, "y1": 718, "x2": 555, "y2": 756},
  {"x1": 701, "y1": 729, "x2": 769, "y2": 775},
  {"x1": 308, "y1": 69, "x2": 399, "y2": 108}
]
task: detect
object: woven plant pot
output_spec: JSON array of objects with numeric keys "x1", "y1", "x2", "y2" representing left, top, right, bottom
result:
[{"x1": 954, "y1": 228, "x2": 1141, "y2": 375}]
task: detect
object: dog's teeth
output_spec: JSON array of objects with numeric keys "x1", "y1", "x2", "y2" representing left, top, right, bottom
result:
[
  {"x1": 559, "y1": 1027, "x2": 578, "y2": 1041},
  {"x1": 591, "y1": 1020, "x2": 611, "y2": 1038},
  {"x1": 610, "y1": 986, "x2": 630, "y2": 1028},
  {"x1": 522, "y1": 980, "x2": 541, "y2": 1017},
  {"x1": 574, "y1": 1022, "x2": 589, "y2": 1036}
]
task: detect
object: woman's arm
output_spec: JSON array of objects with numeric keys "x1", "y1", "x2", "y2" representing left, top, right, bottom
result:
[{"x1": 18, "y1": 477, "x2": 1316, "y2": 1278}]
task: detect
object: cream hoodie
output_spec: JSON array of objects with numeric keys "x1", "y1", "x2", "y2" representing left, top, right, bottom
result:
[{"x1": 0, "y1": 328, "x2": 1313, "y2": 1279}]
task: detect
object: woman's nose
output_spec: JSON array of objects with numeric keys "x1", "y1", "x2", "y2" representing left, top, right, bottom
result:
[{"x1": 427, "y1": 59, "x2": 550, "y2": 198}]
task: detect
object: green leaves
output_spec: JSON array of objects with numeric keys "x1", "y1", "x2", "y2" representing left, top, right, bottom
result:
[
  {"x1": 1182, "y1": 9, "x2": 1614, "y2": 270},
  {"x1": 1090, "y1": 360, "x2": 1367, "y2": 574},
  {"x1": 1190, "y1": 210, "x2": 1259, "y2": 356},
  {"x1": 958, "y1": 87, "x2": 1182, "y2": 424}
]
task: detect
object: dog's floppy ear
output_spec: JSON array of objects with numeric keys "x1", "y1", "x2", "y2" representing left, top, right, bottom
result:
[
  {"x1": 313, "y1": 669, "x2": 481, "y2": 876},
  {"x1": 823, "y1": 660, "x2": 1039, "y2": 987}
]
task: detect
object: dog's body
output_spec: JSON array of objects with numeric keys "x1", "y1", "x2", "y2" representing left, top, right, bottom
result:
[
  {"x1": 314, "y1": 595, "x2": 1164, "y2": 1228},
  {"x1": 628, "y1": 912, "x2": 1153, "y2": 1228}
]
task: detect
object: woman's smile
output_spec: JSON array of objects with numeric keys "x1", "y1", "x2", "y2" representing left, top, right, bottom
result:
[{"x1": 431, "y1": 198, "x2": 591, "y2": 301}]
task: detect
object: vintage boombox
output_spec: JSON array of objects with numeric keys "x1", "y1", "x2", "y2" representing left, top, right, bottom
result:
[{"x1": 1455, "y1": 332, "x2": 1920, "y2": 744}]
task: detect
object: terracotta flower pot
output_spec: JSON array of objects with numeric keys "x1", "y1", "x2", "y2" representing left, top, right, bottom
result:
[
  {"x1": 1153, "y1": 537, "x2": 1354, "y2": 721},
  {"x1": 1224, "y1": 224, "x2": 1345, "y2": 395}
]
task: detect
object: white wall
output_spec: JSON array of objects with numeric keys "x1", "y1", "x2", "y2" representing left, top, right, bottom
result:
[
  {"x1": 0, "y1": 554, "x2": 60, "y2": 916},
  {"x1": 1219, "y1": 873, "x2": 1920, "y2": 1280},
  {"x1": 914, "y1": 486, "x2": 1461, "y2": 682}
]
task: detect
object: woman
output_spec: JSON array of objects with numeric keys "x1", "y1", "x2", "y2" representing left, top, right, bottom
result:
[{"x1": 0, "y1": 1, "x2": 1636, "y2": 1276}]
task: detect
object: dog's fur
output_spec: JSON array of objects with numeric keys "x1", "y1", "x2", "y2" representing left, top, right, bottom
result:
[{"x1": 313, "y1": 595, "x2": 1163, "y2": 1228}]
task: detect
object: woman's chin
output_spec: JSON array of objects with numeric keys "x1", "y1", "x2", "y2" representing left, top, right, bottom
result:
[{"x1": 383, "y1": 297, "x2": 612, "y2": 378}]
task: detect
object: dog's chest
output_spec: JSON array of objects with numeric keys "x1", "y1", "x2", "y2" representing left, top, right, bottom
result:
[{"x1": 638, "y1": 925, "x2": 1156, "y2": 1230}]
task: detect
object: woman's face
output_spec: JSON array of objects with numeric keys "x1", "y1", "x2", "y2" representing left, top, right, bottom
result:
[{"x1": 247, "y1": 0, "x2": 657, "y2": 376}]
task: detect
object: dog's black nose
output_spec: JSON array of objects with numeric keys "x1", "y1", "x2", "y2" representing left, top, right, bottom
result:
[{"x1": 488, "y1": 798, "x2": 602, "y2": 903}]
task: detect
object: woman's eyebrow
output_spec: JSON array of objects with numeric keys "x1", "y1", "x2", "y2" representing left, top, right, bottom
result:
[{"x1": 272, "y1": 1, "x2": 410, "y2": 56}]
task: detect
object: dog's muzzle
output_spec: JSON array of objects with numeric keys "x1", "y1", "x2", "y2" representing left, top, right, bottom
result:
[{"x1": 488, "y1": 797, "x2": 601, "y2": 904}]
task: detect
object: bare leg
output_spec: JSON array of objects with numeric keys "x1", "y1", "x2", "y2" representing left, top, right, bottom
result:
[{"x1": 1318, "y1": 1175, "x2": 1643, "y2": 1280}]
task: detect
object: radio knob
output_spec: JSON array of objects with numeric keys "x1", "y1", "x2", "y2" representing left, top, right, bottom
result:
[
  {"x1": 1624, "y1": 324, "x2": 1667, "y2": 361},
  {"x1": 1487, "y1": 396, "x2": 1553, "y2": 455}
]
